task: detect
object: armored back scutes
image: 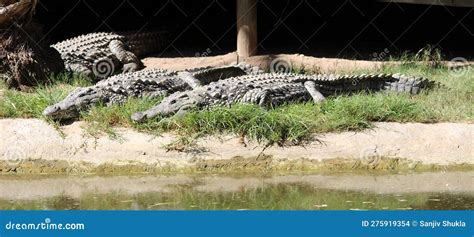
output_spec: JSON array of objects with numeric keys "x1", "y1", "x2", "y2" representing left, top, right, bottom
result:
[
  {"x1": 42, "y1": 64, "x2": 263, "y2": 120},
  {"x1": 51, "y1": 31, "x2": 170, "y2": 79},
  {"x1": 131, "y1": 73, "x2": 437, "y2": 122}
]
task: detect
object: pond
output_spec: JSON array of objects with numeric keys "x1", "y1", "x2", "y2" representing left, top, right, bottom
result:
[{"x1": 0, "y1": 172, "x2": 472, "y2": 210}]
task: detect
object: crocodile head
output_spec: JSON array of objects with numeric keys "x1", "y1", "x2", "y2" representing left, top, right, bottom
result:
[
  {"x1": 43, "y1": 87, "x2": 99, "y2": 120},
  {"x1": 131, "y1": 91, "x2": 201, "y2": 122}
]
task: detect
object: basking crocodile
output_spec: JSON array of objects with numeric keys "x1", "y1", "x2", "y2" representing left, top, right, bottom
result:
[
  {"x1": 51, "y1": 31, "x2": 169, "y2": 79},
  {"x1": 43, "y1": 63, "x2": 262, "y2": 120},
  {"x1": 131, "y1": 73, "x2": 436, "y2": 122}
]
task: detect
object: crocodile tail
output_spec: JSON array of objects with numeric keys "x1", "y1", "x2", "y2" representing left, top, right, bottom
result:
[
  {"x1": 122, "y1": 30, "x2": 172, "y2": 57},
  {"x1": 315, "y1": 74, "x2": 438, "y2": 96},
  {"x1": 383, "y1": 74, "x2": 439, "y2": 95}
]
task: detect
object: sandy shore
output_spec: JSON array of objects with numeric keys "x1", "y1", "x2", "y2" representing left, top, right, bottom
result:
[{"x1": 0, "y1": 119, "x2": 472, "y2": 174}]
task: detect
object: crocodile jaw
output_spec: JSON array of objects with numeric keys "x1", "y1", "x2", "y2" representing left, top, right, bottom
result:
[
  {"x1": 42, "y1": 87, "x2": 98, "y2": 120},
  {"x1": 42, "y1": 103, "x2": 80, "y2": 120}
]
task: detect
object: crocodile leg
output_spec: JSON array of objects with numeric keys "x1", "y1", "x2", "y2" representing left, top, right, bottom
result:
[
  {"x1": 177, "y1": 71, "x2": 202, "y2": 89},
  {"x1": 109, "y1": 40, "x2": 144, "y2": 73},
  {"x1": 257, "y1": 90, "x2": 272, "y2": 107},
  {"x1": 303, "y1": 81, "x2": 325, "y2": 102},
  {"x1": 130, "y1": 105, "x2": 164, "y2": 122},
  {"x1": 68, "y1": 63, "x2": 93, "y2": 78},
  {"x1": 240, "y1": 88, "x2": 272, "y2": 107}
]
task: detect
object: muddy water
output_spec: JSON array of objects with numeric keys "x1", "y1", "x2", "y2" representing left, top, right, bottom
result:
[{"x1": 0, "y1": 172, "x2": 473, "y2": 210}]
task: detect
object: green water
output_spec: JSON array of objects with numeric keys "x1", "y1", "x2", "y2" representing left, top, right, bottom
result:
[{"x1": 1, "y1": 183, "x2": 473, "y2": 210}]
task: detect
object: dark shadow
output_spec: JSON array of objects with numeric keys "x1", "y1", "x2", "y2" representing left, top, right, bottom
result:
[{"x1": 35, "y1": 0, "x2": 473, "y2": 60}]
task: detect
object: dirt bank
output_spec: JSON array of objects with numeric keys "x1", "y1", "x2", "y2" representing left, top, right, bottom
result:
[{"x1": 0, "y1": 119, "x2": 472, "y2": 174}]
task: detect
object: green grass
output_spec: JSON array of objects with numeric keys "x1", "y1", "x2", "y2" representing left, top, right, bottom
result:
[
  {"x1": 0, "y1": 73, "x2": 91, "y2": 118},
  {"x1": 0, "y1": 183, "x2": 472, "y2": 210},
  {"x1": 134, "y1": 94, "x2": 431, "y2": 145},
  {"x1": 0, "y1": 61, "x2": 472, "y2": 145}
]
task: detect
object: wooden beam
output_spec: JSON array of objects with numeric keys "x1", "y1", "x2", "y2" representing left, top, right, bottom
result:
[
  {"x1": 377, "y1": 0, "x2": 474, "y2": 7},
  {"x1": 236, "y1": 0, "x2": 257, "y2": 58}
]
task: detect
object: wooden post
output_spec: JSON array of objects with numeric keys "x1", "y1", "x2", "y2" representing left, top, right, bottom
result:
[{"x1": 236, "y1": 0, "x2": 257, "y2": 58}]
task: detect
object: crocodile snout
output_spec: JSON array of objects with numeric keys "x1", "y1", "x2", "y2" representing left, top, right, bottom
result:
[
  {"x1": 42, "y1": 104, "x2": 79, "y2": 120},
  {"x1": 131, "y1": 112, "x2": 147, "y2": 123},
  {"x1": 42, "y1": 105, "x2": 60, "y2": 117}
]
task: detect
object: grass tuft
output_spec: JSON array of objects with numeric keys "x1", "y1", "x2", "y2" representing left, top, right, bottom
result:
[{"x1": 0, "y1": 73, "x2": 90, "y2": 118}]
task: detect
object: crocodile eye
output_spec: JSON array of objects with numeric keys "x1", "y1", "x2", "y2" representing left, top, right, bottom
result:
[{"x1": 170, "y1": 99, "x2": 176, "y2": 104}]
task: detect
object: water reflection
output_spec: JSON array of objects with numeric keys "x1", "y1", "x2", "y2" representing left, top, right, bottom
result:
[{"x1": 1, "y1": 183, "x2": 473, "y2": 210}]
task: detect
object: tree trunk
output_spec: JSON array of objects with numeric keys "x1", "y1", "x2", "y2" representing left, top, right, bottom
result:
[
  {"x1": 0, "y1": 0, "x2": 64, "y2": 90},
  {"x1": 236, "y1": 0, "x2": 257, "y2": 58},
  {"x1": 0, "y1": 0, "x2": 36, "y2": 27}
]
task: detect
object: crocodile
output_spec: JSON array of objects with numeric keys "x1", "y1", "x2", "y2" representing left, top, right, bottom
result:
[
  {"x1": 51, "y1": 31, "x2": 170, "y2": 79},
  {"x1": 43, "y1": 63, "x2": 262, "y2": 120},
  {"x1": 131, "y1": 73, "x2": 436, "y2": 122}
]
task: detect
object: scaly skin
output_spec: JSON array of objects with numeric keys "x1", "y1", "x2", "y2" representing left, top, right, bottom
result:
[
  {"x1": 42, "y1": 63, "x2": 262, "y2": 120},
  {"x1": 51, "y1": 31, "x2": 169, "y2": 79},
  {"x1": 131, "y1": 73, "x2": 436, "y2": 122}
]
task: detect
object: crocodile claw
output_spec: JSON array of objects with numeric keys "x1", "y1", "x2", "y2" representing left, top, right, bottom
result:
[{"x1": 122, "y1": 62, "x2": 141, "y2": 73}]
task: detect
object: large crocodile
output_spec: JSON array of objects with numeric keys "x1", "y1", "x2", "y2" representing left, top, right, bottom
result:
[
  {"x1": 43, "y1": 63, "x2": 262, "y2": 120},
  {"x1": 131, "y1": 73, "x2": 436, "y2": 122},
  {"x1": 51, "y1": 31, "x2": 169, "y2": 79}
]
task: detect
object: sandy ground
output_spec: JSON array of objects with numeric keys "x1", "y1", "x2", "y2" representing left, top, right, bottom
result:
[
  {"x1": 0, "y1": 119, "x2": 472, "y2": 168},
  {"x1": 142, "y1": 53, "x2": 473, "y2": 73},
  {"x1": 0, "y1": 172, "x2": 472, "y2": 200},
  {"x1": 142, "y1": 53, "x2": 388, "y2": 72}
]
